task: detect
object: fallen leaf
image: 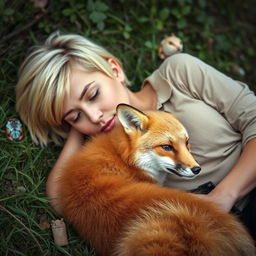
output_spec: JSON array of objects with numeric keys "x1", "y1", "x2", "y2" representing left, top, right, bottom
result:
[
  {"x1": 51, "y1": 219, "x2": 68, "y2": 246},
  {"x1": 37, "y1": 210, "x2": 50, "y2": 230},
  {"x1": 31, "y1": 0, "x2": 48, "y2": 10}
]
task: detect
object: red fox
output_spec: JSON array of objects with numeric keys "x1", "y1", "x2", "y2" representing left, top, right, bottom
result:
[{"x1": 58, "y1": 104, "x2": 255, "y2": 256}]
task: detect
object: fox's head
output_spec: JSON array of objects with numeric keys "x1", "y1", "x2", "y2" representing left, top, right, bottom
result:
[{"x1": 116, "y1": 104, "x2": 201, "y2": 184}]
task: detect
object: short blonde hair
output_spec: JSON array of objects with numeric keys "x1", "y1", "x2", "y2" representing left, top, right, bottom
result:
[{"x1": 16, "y1": 32, "x2": 129, "y2": 146}]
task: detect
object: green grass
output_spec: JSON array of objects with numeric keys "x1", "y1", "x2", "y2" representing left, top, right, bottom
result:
[{"x1": 0, "y1": 0, "x2": 255, "y2": 255}]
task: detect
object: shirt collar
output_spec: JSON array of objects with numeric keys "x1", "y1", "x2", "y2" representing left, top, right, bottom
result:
[{"x1": 143, "y1": 68, "x2": 172, "y2": 110}]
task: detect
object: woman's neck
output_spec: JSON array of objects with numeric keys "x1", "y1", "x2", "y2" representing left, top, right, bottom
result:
[{"x1": 129, "y1": 82, "x2": 157, "y2": 111}]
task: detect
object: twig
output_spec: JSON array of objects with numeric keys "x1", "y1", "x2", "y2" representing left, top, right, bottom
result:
[
  {"x1": 0, "y1": 11, "x2": 47, "y2": 45},
  {"x1": 0, "y1": 204, "x2": 43, "y2": 252},
  {"x1": 0, "y1": 195, "x2": 17, "y2": 202}
]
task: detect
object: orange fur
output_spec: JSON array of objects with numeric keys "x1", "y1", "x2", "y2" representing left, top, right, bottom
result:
[{"x1": 58, "y1": 105, "x2": 255, "y2": 256}]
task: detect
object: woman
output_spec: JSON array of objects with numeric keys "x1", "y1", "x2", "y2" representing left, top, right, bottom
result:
[{"x1": 16, "y1": 32, "x2": 256, "y2": 238}]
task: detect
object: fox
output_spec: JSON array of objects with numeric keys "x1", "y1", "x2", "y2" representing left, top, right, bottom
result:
[
  {"x1": 158, "y1": 33, "x2": 183, "y2": 60},
  {"x1": 58, "y1": 104, "x2": 255, "y2": 256}
]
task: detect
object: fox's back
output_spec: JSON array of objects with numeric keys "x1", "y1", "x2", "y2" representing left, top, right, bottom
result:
[{"x1": 67, "y1": 126, "x2": 155, "y2": 180}]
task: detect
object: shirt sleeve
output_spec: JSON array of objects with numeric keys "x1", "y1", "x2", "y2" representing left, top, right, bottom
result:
[{"x1": 161, "y1": 53, "x2": 256, "y2": 147}]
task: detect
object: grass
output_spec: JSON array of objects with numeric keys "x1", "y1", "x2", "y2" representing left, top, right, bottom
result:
[{"x1": 0, "y1": 0, "x2": 255, "y2": 255}]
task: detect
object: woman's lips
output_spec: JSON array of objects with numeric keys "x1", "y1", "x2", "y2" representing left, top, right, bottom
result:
[{"x1": 101, "y1": 116, "x2": 115, "y2": 132}]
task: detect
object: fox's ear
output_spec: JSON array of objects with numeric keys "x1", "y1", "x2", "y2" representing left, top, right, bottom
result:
[{"x1": 116, "y1": 104, "x2": 149, "y2": 133}]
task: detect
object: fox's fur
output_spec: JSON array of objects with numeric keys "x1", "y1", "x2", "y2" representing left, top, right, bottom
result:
[{"x1": 58, "y1": 104, "x2": 255, "y2": 256}]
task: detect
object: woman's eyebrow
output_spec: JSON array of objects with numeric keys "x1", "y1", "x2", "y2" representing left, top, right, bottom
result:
[
  {"x1": 79, "y1": 81, "x2": 95, "y2": 100},
  {"x1": 62, "y1": 81, "x2": 95, "y2": 120}
]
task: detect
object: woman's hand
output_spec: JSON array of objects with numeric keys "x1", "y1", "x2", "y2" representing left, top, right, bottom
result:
[
  {"x1": 64, "y1": 127, "x2": 85, "y2": 146},
  {"x1": 196, "y1": 138, "x2": 256, "y2": 213},
  {"x1": 46, "y1": 127, "x2": 85, "y2": 215},
  {"x1": 195, "y1": 189, "x2": 236, "y2": 213}
]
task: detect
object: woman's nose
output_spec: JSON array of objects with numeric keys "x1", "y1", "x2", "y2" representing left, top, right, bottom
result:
[{"x1": 87, "y1": 108, "x2": 103, "y2": 123}]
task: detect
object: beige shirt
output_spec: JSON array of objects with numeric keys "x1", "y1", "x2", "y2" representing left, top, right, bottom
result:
[{"x1": 144, "y1": 53, "x2": 256, "y2": 209}]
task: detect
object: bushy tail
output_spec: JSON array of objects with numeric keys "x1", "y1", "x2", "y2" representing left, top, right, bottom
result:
[{"x1": 114, "y1": 201, "x2": 256, "y2": 256}]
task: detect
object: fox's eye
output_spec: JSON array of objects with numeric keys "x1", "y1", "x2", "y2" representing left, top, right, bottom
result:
[{"x1": 161, "y1": 145, "x2": 175, "y2": 152}]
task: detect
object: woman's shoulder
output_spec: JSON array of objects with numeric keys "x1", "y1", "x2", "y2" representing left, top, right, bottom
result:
[{"x1": 160, "y1": 53, "x2": 203, "y2": 71}]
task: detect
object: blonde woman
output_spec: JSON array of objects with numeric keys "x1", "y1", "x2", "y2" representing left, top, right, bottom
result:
[{"x1": 16, "y1": 32, "x2": 256, "y2": 238}]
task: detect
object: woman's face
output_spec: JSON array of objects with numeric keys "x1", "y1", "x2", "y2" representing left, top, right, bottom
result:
[{"x1": 62, "y1": 59, "x2": 131, "y2": 135}]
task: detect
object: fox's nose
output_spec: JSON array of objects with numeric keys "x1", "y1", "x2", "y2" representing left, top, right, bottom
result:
[{"x1": 191, "y1": 166, "x2": 201, "y2": 175}]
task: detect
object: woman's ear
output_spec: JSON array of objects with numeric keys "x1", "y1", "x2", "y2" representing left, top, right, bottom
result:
[{"x1": 108, "y1": 58, "x2": 125, "y2": 82}]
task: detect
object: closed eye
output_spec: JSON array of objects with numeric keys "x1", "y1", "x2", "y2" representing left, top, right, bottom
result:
[
  {"x1": 161, "y1": 145, "x2": 175, "y2": 152},
  {"x1": 89, "y1": 89, "x2": 99, "y2": 101},
  {"x1": 73, "y1": 112, "x2": 81, "y2": 123}
]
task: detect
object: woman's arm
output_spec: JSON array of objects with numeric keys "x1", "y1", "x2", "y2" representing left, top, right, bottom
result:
[
  {"x1": 204, "y1": 138, "x2": 256, "y2": 212},
  {"x1": 163, "y1": 54, "x2": 256, "y2": 212},
  {"x1": 46, "y1": 128, "x2": 85, "y2": 215}
]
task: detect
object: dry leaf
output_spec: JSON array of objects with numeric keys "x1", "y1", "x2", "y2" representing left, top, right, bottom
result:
[
  {"x1": 31, "y1": 0, "x2": 48, "y2": 10},
  {"x1": 39, "y1": 213, "x2": 50, "y2": 230},
  {"x1": 16, "y1": 186, "x2": 26, "y2": 193},
  {"x1": 40, "y1": 220, "x2": 51, "y2": 230},
  {"x1": 37, "y1": 210, "x2": 50, "y2": 230},
  {"x1": 51, "y1": 219, "x2": 68, "y2": 246}
]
